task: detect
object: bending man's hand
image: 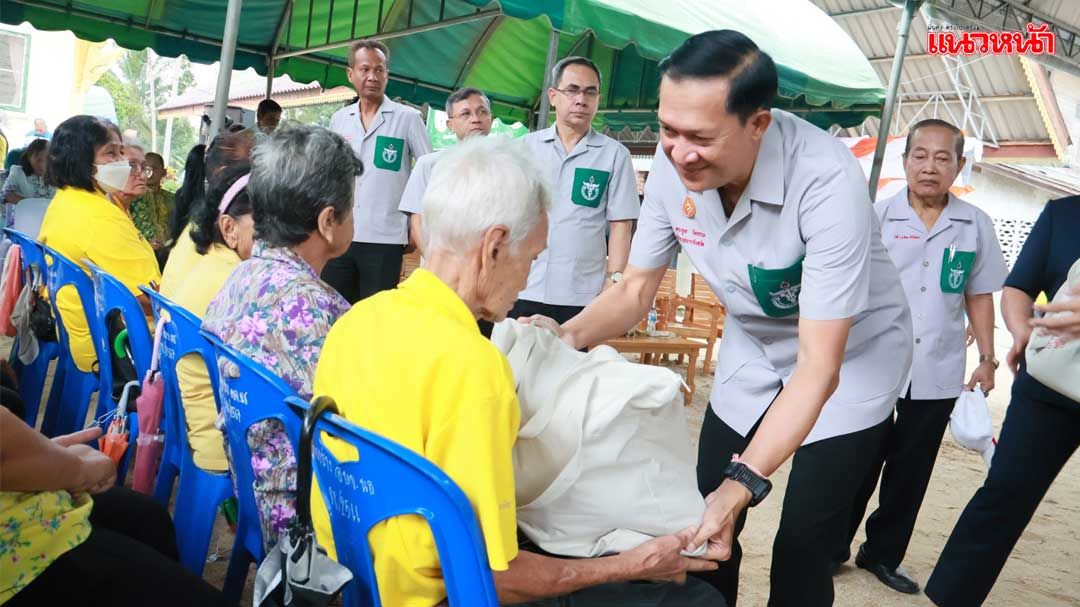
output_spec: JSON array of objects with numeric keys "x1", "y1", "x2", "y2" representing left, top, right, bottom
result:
[
  {"x1": 687, "y1": 480, "x2": 753, "y2": 560},
  {"x1": 623, "y1": 525, "x2": 720, "y2": 584},
  {"x1": 516, "y1": 315, "x2": 577, "y2": 348}
]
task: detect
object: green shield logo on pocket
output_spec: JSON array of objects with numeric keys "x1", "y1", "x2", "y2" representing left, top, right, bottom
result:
[
  {"x1": 571, "y1": 168, "x2": 610, "y2": 208},
  {"x1": 940, "y1": 249, "x2": 975, "y2": 294},
  {"x1": 748, "y1": 257, "x2": 804, "y2": 318},
  {"x1": 374, "y1": 135, "x2": 404, "y2": 171}
]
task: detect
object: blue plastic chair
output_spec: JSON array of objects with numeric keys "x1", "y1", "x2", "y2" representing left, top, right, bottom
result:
[
  {"x1": 2, "y1": 228, "x2": 60, "y2": 427},
  {"x1": 143, "y1": 289, "x2": 233, "y2": 574},
  {"x1": 287, "y1": 395, "x2": 499, "y2": 607},
  {"x1": 203, "y1": 330, "x2": 300, "y2": 603},
  {"x1": 87, "y1": 262, "x2": 153, "y2": 482},
  {"x1": 40, "y1": 244, "x2": 99, "y2": 437}
]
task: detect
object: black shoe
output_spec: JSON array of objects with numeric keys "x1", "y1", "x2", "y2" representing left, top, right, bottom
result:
[{"x1": 855, "y1": 544, "x2": 920, "y2": 594}]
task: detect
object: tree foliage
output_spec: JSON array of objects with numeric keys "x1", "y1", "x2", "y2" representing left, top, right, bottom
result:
[{"x1": 99, "y1": 50, "x2": 198, "y2": 169}]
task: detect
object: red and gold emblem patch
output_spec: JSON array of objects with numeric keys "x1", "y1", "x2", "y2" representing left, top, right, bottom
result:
[{"x1": 682, "y1": 196, "x2": 696, "y2": 218}]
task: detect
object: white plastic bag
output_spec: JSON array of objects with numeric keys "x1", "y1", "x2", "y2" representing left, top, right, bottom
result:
[
  {"x1": 492, "y1": 320, "x2": 706, "y2": 558},
  {"x1": 1026, "y1": 258, "x2": 1080, "y2": 403},
  {"x1": 950, "y1": 389, "x2": 995, "y2": 468}
]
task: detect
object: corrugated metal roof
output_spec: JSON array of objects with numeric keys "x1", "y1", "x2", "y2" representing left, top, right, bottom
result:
[
  {"x1": 159, "y1": 73, "x2": 322, "y2": 111},
  {"x1": 812, "y1": 0, "x2": 1055, "y2": 143}
]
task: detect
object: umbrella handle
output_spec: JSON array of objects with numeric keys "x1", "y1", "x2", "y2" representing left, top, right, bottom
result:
[
  {"x1": 296, "y1": 396, "x2": 340, "y2": 532},
  {"x1": 112, "y1": 329, "x2": 129, "y2": 360}
]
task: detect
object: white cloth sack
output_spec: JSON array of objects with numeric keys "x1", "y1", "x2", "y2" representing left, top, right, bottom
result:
[
  {"x1": 950, "y1": 390, "x2": 995, "y2": 467},
  {"x1": 492, "y1": 320, "x2": 705, "y2": 558},
  {"x1": 1026, "y1": 258, "x2": 1080, "y2": 403}
]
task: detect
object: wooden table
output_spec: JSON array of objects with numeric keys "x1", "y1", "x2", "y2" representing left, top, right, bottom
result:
[{"x1": 596, "y1": 334, "x2": 700, "y2": 405}]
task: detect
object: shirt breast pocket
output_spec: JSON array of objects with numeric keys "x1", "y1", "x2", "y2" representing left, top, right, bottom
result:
[{"x1": 746, "y1": 257, "x2": 804, "y2": 318}]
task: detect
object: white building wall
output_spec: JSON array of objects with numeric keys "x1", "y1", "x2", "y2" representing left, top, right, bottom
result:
[{"x1": 0, "y1": 23, "x2": 78, "y2": 145}]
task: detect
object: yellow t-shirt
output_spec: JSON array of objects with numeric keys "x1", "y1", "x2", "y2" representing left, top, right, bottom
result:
[
  {"x1": 0, "y1": 490, "x2": 92, "y2": 604},
  {"x1": 312, "y1": 269, "x2": 520, "y2": 607},
  {"x1": 169, "y1": 243, "x2": 241, "y2": 472},
  {"x1": 38, "y1": 187, "x2": 161, "y2": 372},
  {"x1": 159, "y1": 224, "x2": 200, "y2": 300}
]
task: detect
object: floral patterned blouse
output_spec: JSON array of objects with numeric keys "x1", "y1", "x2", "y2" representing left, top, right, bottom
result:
[
  {"x1": 0, "y1": 491, "x2": 92, "y2": 603},
  {"x1": 202, "y1": 241, "x2": 350, "y2": 548},
  {"x1": 130, "y1": 188, "x2": 174, "y2": 246}
]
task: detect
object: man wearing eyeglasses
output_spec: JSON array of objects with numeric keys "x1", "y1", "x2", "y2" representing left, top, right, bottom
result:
[
  {"x1": 399, "y1": 87, "x2": 495, "y2": 257},
  {"x1": 326, "y1": 39, "x2": 433, "y2": 304},
  {"x1": 513, "y1": 56, "x2": 640, "y2": 325}
]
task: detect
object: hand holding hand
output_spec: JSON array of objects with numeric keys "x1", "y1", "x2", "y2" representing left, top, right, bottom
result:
[
  {"x1": 623, "y1": 526, "x2": 720, "y2": 584},
  {"x1": 686, "y1": 480, "x2": 753, "y2": 561}
]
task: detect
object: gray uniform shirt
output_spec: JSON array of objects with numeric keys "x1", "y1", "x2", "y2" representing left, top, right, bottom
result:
[
  {"x1": 629, "y1": 110, "x2": 913, "y2": 444},
  {"x1": 875, "y1": 190, "x2": 1008, "y2": 399},
  {"x1": 519, "y1": 127, "x2": 640, "y2": 307},
  {"x1": 330, "y1": 96, "x2": 433, "y2": 245},
  {"x1": 398, "y1": 149, "x2": 442, "y2": 215}
]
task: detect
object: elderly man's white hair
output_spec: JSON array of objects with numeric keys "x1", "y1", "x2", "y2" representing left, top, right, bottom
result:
[{"x1": 422, "y1": 135, "x2": 551, "y2": 255}]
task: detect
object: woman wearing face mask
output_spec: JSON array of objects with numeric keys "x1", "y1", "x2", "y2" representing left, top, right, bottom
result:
[
  {"x1": 167, "y1": 162, "x2": 255, "y2": 473},
  {"x1": 37, "y1": 116, "x2": 161, "y2": 374}
]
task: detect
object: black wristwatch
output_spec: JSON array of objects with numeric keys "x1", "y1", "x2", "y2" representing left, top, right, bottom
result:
[{"x1": 723, "y1": 461, "x2": 772, "y2": 507}]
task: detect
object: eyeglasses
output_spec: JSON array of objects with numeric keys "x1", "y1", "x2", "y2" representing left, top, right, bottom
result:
[
  {"x1": 553, "y1": 86, "x2": 600, "y2": 99},
  {"x1": 129, "y1": 163, "x2": 153, "y2": 179},
  {"x1": 450, "y1": 107, "x2": 492, "y2": 120}
]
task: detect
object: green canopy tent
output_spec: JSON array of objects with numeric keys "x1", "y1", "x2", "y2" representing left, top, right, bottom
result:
[{"x1": 2, "y1": 0, "x2": 884, "y2": 136}]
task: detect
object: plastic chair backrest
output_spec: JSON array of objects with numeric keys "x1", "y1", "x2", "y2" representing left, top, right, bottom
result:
[
  {"x1": 3, "y1": 228, "x2": 45, "y2": 272},
  {"x1": 142, "y1": 289, "x2": 220, "y2": 470},
  {"x1": 86, "y1": 263, "x2": 154, "y2": 404},
  {"x1": 287, "y1": 396, "x2": 499, "y2": 607},
  {"x1": 202, "y1": 330, "x2": 300, "y2": 562},
  {"x1": 40, "y1": 244, "x2": 99, "y2": 367}
]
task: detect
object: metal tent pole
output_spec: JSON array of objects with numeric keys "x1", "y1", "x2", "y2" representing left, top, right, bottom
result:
[
  {"x1": 536, "y1": 29, "x2": 559, "y2": 130},
  {"x1": 868, "y1": 0, "x2": 923, "y2": 199},
  {"x1": 209, "y1": 0, "x2": 244, "y2": 142}
]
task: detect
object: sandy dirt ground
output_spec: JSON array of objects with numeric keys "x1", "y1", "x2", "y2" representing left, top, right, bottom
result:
[
  {"x1": 674, "y1": 329, "x2": 1080, "y2": 607},
  {"x1": 8, "y1": 328, "x2": 1077, "y2": 606}
]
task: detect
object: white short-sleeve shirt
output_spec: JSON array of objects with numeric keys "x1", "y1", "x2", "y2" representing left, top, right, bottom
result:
[
  {"x1": 397, "y1": 149, "x2": 442, "y2": 216},
  {"x1": 330, "y1": 96, "x2": 433, "y2": 245},
  {"x1": 519, "y1": 127, "x2": 641, "y2": 307},
  {"x1": 629, "y1": 110, "x2": 913, "y2": 444},
  {"x1": 875, "y1": 190, "x2": 1008, "y2": 399}
]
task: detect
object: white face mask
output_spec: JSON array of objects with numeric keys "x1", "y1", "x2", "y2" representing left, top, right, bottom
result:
[{"x1": 95, "y1": 161, "x2": 131, "y2": 193}]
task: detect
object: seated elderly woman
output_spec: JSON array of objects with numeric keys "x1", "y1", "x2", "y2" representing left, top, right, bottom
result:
[
  {"x1": 168, "y1": 161, "x2": 255, "y2": 474},
  {"x1": 311, "y1": 136, "x2": 724, "y2": 607},
  {"x1": 130, "y1": 152, "x2": 174, "y2": 254},
  {"x1": 0, "y1": 407, "x2": 232, "y2": 607},
  {"x1": 38, "y1": 116, "x2": 160, "y2": 374},
  {"x1": 202, "y1": 124, "x2": 356, "y2": 547}
]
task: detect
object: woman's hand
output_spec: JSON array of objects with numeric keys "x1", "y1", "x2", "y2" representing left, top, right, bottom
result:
[
  {"x1": 1007, "y1": 328, "x2": 1032, "y2": 375},
  {"x1": 1031, "y1": 285, "x2": 1080, "y2": 342},
  {"x1": 54, "y1": 427, "x2": 116, "y2": 494}
]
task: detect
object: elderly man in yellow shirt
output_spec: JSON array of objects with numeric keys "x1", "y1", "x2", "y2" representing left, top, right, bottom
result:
[{"x1": 311, "y1": 136, "x2": 723, "y2": 607}]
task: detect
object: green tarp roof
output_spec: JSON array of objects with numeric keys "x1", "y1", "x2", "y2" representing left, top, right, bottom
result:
[{"x1": 1, "y1": 0, "x2": 885, "y2": 129}]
